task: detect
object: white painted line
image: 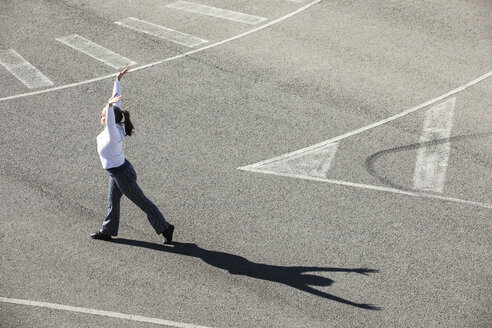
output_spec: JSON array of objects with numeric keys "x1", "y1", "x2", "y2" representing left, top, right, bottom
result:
[
  {"x1": 241, "y1": 168, "x2": 492, "y2": 209},
  {"x1": 0, "y1": 49, "x2": 54, "y2": 89},
  {"x1": 238, "y1": 72, "x2": 491, "y2": 172},
  {"x1": 0, "y1": 0, "x2": 322, "y2": 102},
  {"x1": 239, "y1": 73, "x2": 491, "y2": 172},
  {"x1": 166, "y1": 1, "x2": 267, "y2": 25},
  {"x1": 115, "y1": 17, "x2": 208, "y2": 48},
  {"x1": 413, "y1": 97, "x2": 456, "y2": 192},
  {"x1": 0, "y1": 297, "x2": 214, "y2": 328},
  {"x1": 56, "y1": 34, "x2": 137, "y2": 69},
  {"x1": 287, "y1": 0, "x2": 306, "y2": 3},
  {"x1": 237, "y1": 71, "x2": 490, "y2": 208},
  {"x1": 253, "y1": 142, "x2": 339, "y2": 179}
]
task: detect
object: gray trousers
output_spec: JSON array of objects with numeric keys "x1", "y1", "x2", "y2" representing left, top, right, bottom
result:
[{"x1": 100, "y1": 160, "x2": 169, "y2": 236}]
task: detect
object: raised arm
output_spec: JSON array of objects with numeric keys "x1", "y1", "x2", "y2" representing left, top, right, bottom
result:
[
  {"x1": 106, "y1": 94, "x2": 123, "y2": 126},
  {"x1": 112, "y1": 81, "x2": 122, "y2": 108},
  {"x1": 112, "y1": 66, "x2": 130, "y2": 108},
  {"x1": 116, "y1": 66, "x2": 130, "y2": 82}
]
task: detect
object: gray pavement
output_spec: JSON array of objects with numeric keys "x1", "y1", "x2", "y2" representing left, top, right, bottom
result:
[{"x1": 1, "y1": 0, "x2": 491, "y2": 327}]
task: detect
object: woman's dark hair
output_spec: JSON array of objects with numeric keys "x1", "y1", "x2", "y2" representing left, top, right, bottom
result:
[{"x1": 113, "y1": 106, "x2": 134, "y2": 136}]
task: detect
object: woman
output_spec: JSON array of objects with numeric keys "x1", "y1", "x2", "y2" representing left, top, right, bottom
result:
[{"x1": 91, "y1": 66, "x2": 174, "y2": 244}]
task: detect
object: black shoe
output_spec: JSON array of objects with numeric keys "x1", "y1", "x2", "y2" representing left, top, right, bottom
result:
[
  {"x1": 163, "y1": 224, "x2": 174, "y2": 244},
  {"x1": 90, "y1": 231, "x2": 112, "y2": 241}
]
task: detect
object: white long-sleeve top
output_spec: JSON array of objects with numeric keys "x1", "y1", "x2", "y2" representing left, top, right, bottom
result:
[{"x1": 96, "y1": 81, "x2": 126, "y2": 169}]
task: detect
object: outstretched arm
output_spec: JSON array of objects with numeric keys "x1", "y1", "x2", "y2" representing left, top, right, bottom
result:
[
  {"x1": 292, "y1": 267, "x2": 379, "y2": 276},
  {"x1": 116, "y1": 66, "x2": 130, "y2": 81},
  {"x1": 290, "y1": 283, "x2": 381, "y2": 310},
  {"x1": 105, "y1": 93, "x2": 124, "y2": 141},
  {"x1": 112, "y1": 66, "x2": 130, "y2": 107},
  {"x1": 105, "y1": 93, "x2": 123, "y2": 128},
  {"x1": 107, "y1": 94, "x2": 122, "y2": 108}
]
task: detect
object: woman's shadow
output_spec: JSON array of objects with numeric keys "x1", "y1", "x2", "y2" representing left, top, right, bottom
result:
[{"x1": 112, "y1": 238, "x2": 380, "y2": 310}]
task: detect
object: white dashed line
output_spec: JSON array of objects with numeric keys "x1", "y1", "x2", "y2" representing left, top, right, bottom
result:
[
  {"x1": 0, "y1": 297, "x2": 214, "y2": 328},
  {"x1": 0, "y1": 49, "x2": 54, "y2": 89},
  {"x1": 166, "y1": 1, "x2": 268, "y2": 25},
  {"x1": 0, "y1": 0, "x2": 322, "y2": 102},
  {"x1": 115, "y1": 17, "x2": 209, "y2": 48},
  {"x1": 56, "y1": 34, "x2": 137, "y2": 69},
  {"x1": 413, "y1": 97, "x2": 456, "y2": 192}
]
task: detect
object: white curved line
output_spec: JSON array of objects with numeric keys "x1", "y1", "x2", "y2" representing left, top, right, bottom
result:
[{"x1": 0, "y1": 0, "x2": 322, "y2": 103}]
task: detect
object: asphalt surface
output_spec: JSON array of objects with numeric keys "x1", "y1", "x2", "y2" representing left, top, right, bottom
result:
[{"x1": 1, "y1": 0, "x2": 491, "y2": 327}]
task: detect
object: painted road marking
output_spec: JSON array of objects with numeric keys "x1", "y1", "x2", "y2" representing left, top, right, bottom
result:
[
  {"x1": 243, "y1": 142, "x2": 339, "y2": 179},
  {"x1": 237, "y1": 72, "x2": 491, "y2": 209},
  {"x1": 241, "y1": 168, "x2": 492, "y2": 209},
  {"x1": 0, "y1": 49, "x2": 54, "y2": 89},
  {"x1": 0, "y1": 0, "x2": 322, "y2": 102},
  {"x1": 0, "y1": 297, "x2": 214, "y2": 328},
  {"x1": 238, "y1": 73, "x2": 491, "y2": 175},
  {"x1": 115, "y1": 17, "x2": 208, "y2": 48},
  {"x1": 0, "y1": 2, "x2": 488, "y2": 209},
  {"x1": 166, "y1": 1, "x2": 267, "y2": 25},
  {"x1": 56, "y1": 34, "x2": 137, "y2": 69},
  {"x1": 413, "y1": 97, "x2": 456, "y2": 192}
]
